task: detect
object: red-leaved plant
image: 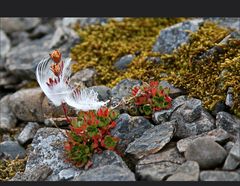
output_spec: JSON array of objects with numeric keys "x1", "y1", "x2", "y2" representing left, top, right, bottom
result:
[
  {"x1": 64, "y1": 107, "x2": 119, "y2": 168},
  {"x1": 131, "y1": 81, "x2": 172, "y2": 116}
]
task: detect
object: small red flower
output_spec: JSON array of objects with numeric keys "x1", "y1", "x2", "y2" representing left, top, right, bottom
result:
[{"x1": 49, "y1": 49, "x2": 62, "y2": 63}]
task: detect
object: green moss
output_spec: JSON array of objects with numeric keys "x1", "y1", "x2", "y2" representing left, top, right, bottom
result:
[{"x1": 70, "y1": 18, "x2": 240, "y2": 116}]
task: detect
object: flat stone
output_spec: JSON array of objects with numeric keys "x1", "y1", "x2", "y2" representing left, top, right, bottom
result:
[
  {"x1": 0, "y1": 95, "x2": 17, "y2": 130},
  {"x1": 184, "y1": 137, "x2": 227, "y2": 169},
  {"x1": 153, "y1": 19, "x2": 203, "y2": 54},
  {"x1": 125, "y1": 121, "x2": 175, "y2": 160},
  {"x1": 0, "y1": 141, "x2": 26, "y2": 159},
  {"x1": 17, "y1": 122, "x2": 40, "y2": 145},
  {"x1": 166, "y1": 161, "x2": 200, "y2": 181},
  {"x1": 10, "y1": 165, "x2": 52, "y2": 181},
  {"x1": 70, "y1": 68, "x2": 96, "y2": 87},
  {"x1": 216, "y1": 111, "x2": 240, "y2": 139},
  {"x1": 200, "y1": 171, "x2": 240, "y2": 181},
  {"x1": 177, "y1": 128, "x2": 230, "y2": 153},
  {"x1": 223, "y1": 139, "x2": 240, "y2": 170},
  {"x1": 111, "y1": 113, "x2": 154, "y2": 153},
  {"x1": 1, "y1": 18, "x2": 41, "y2": 33},
  {"x1": 114, "y1": 54, "x2": 134, "y2": 70},
  {"x1": 73, "y1": 165, "x2": 136, "y2": 181}
]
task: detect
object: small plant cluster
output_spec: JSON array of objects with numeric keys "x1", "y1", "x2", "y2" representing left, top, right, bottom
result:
[
  {"x1": 64, "y1": 107, "x2": 119, "y2": 168},
  {"x1": 130, "y1": 81, "x2": 172, "y2": 116}
]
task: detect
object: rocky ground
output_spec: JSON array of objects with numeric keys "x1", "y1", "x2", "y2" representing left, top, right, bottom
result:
[{"x1": 0, "y1": 17, "x2": 240, "y2": 181}]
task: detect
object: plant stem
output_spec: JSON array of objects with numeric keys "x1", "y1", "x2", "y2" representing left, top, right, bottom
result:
[{"x1": 61, "y1": 102, "x2": 71, "y2": 123}]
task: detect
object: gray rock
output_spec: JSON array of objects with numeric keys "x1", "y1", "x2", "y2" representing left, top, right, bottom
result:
[
  {"x1": 166, "y1": 161, "x2": 200, "y2": 181},
  {"x1": 73, "y1": 165, "x2": 136, "y2": 181},
  {"x1": 5, "y1": 35, "x2": 51, "y2": 80},
  {"x1": 111, "y1": 78, "x2": 142, "y2": 107},
  {"x1": 0, "y1": 141, "x2": 26, "y2": 159},
  {"x1": 10, "y1": 165, "x2": 52, "y2": 181},
  {"x1": 184, "y1": 137, "x2": 227, "y2": 169},
  {"x1": 177, "y1": 128, "x2": 230, "y2": 153},
  {"x1": 171, "y1": 105, "x2": 215, "y2": 138},
  {"x1": 153, "y1": 19, "x2": 203, "y2": 54},
  {"x1": 224, "y1": 141, "x2": 235, "y2": 153},
  {"x1": 159, "y1": 80, "x2": 185, "y2": 99},
  {"x1": 0, "y1": 95, "x2": 17, "y2": 130},
  {"x1": 70, "y1": 68, "x2": 96, "y2": 87},
  {"x1": 152, "y1": 95, "x2": 188, "y2": 125},
  {"x1": 10, "y1": 31, "x2": 30, "y2": 46},
  {"x1": 1, "y1": 18, "x2": 41, "y2": 33},
  {"x1": 114, "y1": 54, "x2": 134, "y2": 70},
  {"x1": 0, "y1": 30, "x2": 11, "y2": 58},
  {"x1": 211, "y1": 101, "x2": 229, "y2": 117},
  {"x1": 136, "y1": 161, "x2": 180, "y2": 181},
  {"x1": 225, "y1": 87, "x2": 234, "y2": 107},
  {"x1": 30, "y1": 24, "x2": 54, "y2": 39},
  {"x1": 206, "y1": 17, "x2": 240, "y2": 31},
  {"x1": 200, "y1": 171, "x2": 240, "y2": 181},
  {"x1": 216, "y1": 111, "x2": 240, "y2": 138},
  {"x1": 24, "y1": 128, "x2": 82, "y2": 181},
  {"x1": 62, "y1": 17, "x2": 108, "y2": 28},
  {"x1": 111, "y1": 113, "x2": 153, "y2": 153},
  {"x1": 0, "y1": 70, "x2": 19, "y2": 87},
  {"x1": 9, "y1": 88, "x2": 45, "y2": 122},
  {"x1": 87, "y1": 85, "x2": 111, "y2": 102},
  {"x1": 223, "y1": 140, "x2": 240, "y2": 170},
  {"x1": 125, "y1": 121, "x2": 175, "y2": 160},
  {"x1": 17, "y1": 122, "x2": 40, "y2": 145},
  {"x1": 58, "y1": 168, "x2": 76, "y2": 181}
]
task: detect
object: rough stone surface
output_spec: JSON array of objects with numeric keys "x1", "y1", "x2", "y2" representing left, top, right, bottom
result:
[
  {"x1": 0, "y1": 141, "x2": 26, "y2": 159},
  {"x1": 111, "y1": 113, "x2": 153, "y2": 153},
  {"x1": 153, "y1": 19, "x2": 203, "y2": 54},
  {"x1": 166, "y1": 161, "x2": 200, "y2": 181},
  {"x1": 159, "y1": 80, "x2": 185, "y2": 99},
  {"x1": 0, "y1": 30, "x2": 11, "y2": 58},
  {"x1": 24, "y1": 128, "x2": 82, "y2": 181},
  {"x1": 9, "y1": 31, "x2": 30, "y2": 47},
  {"x1": 206, "y1": 17, "x2": 240, "y2": 31},
  {"x1": 58, "y1": 168, "x2": 76, "y2": 181},
  {"x1": 171, "y1": 104, "x2": 215, "y2": 138},
  {"x1": 125, "y1": 121, "x2": 176, "y2": 160},
  {"x1": 184, "y1": 137, "x2": 227, "y2": 169},
  {"x1": 1, "y1": 18, "x2": 41, "y2": 33},
  {"x1": 10, "y1": 165, "x2": 52, "y2": 181},
  {"x1": 62, "y1": 17, "x2": 108, "y2": 28},
  {"x1": 224, "y1": 141, "x2": 235, "y2": 152},
  {"x1": 223, "y1": 139, "x2": 240, "y2": 170},
  {"x1": 225, "y1": 87, "x2": 234, "y2": 107},
  {"x1": 0, "y1": 71, "x2": 20, "y2": 87},
  {"x1": 211, "y1": 101, "x2": 229, "y2": 117},
  {"x1": 152, "y1": 95, "x2": 188, "y2": 125},
  {"x1": 73, "y1": 165, "x2": 136, "y2": 181},
  {"x1": 200, "y1": 171, "x2": 240, "y2": 181},
  {"x1": 0, "y1": 95, "x2": 17, "y2": 130},
  {"x1": 17, "y1": 122, "x2": 40, "y2": 145},
  {"x1": 70, "y1": 68, "x2": 96, "y2": 87},
  {"x1": 114, "y1": 54, "x2": 134, "y2": 70},
  {"x1": 9, "y1": 88, "x2": 45, "y2": 122},
  {"x1": 216, "y1": 111, "x2": 240, "y2": 138},
  {"x1": 177, "y1": 128, "x2": 230, "y2": 153}
]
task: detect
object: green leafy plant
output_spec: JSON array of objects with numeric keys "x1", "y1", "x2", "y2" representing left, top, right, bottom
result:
[
  {"x1": 64, "y1": 107, "x2": 119, "y2": 168},
  {"x1": 130, "y1": 81, "x2": 172, "y2": 116}
]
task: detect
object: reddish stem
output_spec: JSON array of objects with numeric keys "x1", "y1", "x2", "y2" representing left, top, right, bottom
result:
[{"x1": 61, "y1": 102, "x2": 71, "y2": 123}]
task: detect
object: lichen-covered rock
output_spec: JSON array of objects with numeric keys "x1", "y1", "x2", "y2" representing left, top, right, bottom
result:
[
  {"x1": 73, "y1": 165, "x2": 136, "y2": 181},
  {"x1": 216, "y1": 111, "x2": 240, "y2": 139},
  {"x1": 10, "y1": 165, "x2": 52, "y2": 181},
  {"x1": 184, "y1": 137, "x2": 227, "y2": 169},
  {"x1": 70, "y1": 68, "x2": 96, "y2": 87},
  {"x1": 114, "y1": 54, "x2": 134, "y2": 70},
  {"x1": 177, "y1": 128, "x2": 230, "y2": 153},
  {"x1": 0, "y1": 18, "x2": 41, "y2": 33},
  {"x1": 153, "y1": 18, "x2": 203, "y2": 54},
  {"x1": 166, "y1": 161, "x2": 200, "y2": 181},
  {"x1": 111, "y1": 113, "x2": 154, "y2": 153},
  {"x1": 0, "y1": 30, "x2": 11, "y2": 58},
  {"x1": 125, "y1": 121, "x2": 175, "y2": 160},
  {"x1": 223, "y1": 139, "x2": 240, "y2": 170},
  {"x1": 17, "y1": 122, "x2": 40, "y2": 145},
  {"x1": 0, "y1": 95, "x2": 17, "y2": 130},
  {"x1": 200, "y1": 171, "x2": 240, "y2": 181},
  {"x1": 0, "y1": 141, "x2": 26, "y2": 159}
]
